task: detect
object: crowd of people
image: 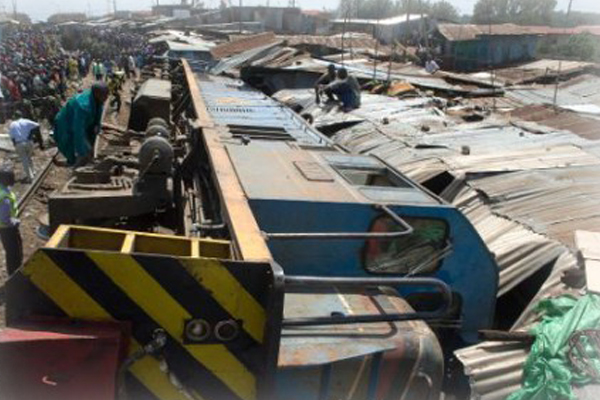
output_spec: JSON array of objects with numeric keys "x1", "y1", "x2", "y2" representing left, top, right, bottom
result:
[
  {"x1": 0, "y1": 26, "x2": 152, "y2": 125},
  {"x1": 0, "y1": 27, "x2": 70, "y2": 124},
  {"x1": 0, "y1": 24, "x2": 153, "y2": 276},
  {"x1": 1, "y1": 24, "x2": 153, "y2": 183}
]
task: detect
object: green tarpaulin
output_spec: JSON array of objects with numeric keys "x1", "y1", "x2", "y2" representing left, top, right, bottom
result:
[{"x1": 508, "y1": 294, "x2": 600, "y2": 400}]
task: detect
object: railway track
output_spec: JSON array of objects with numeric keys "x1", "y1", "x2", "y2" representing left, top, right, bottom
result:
[{"x1": 16, "y1": 150, "x2": 59, "y2": 217}]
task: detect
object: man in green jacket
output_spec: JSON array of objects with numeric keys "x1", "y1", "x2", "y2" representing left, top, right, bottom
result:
[{"x1": 53, "y1": 82, "x2": 109, "y2": 166}]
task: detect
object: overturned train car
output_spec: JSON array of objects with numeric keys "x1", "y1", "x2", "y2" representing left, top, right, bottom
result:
[{"x1": 0, "y1": 60, "x2": 498, "y2": 400}]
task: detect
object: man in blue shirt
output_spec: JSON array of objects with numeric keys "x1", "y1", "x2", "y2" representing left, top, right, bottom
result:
[
  {"x1": 0, "y1": 164, "x2": 22, "y2": 276},
  {"x1": 8, "y1": 111, "x2": 39, "y2": 183},
  {"x1": 324, "y1": 68, "x2": 361, "y2": 112}
]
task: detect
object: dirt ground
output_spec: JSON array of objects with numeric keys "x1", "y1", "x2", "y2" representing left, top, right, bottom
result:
[{"x1": 0, "y1": 74, "x2": 135, "y2": 325}]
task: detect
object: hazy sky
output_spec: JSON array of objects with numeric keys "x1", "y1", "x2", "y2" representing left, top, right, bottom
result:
[{"x1": 2, "y1": 0, "x2": 599, "y2": 22}]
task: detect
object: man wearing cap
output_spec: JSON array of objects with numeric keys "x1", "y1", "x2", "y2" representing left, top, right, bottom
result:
[
  {"x1": 8, "y1": 111, "x2": 39, "y2": 183},
  {"x1": 0, "y1": 165, "x2": 22, "y2": 276},
  {"x1": 53, "y1": 82, "x2": 109, "y2": 166}
]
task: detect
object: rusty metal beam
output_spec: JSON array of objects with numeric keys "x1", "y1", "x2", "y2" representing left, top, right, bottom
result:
[{"x1": 182, "y1": 60, "x2": 271, "y2": 262}]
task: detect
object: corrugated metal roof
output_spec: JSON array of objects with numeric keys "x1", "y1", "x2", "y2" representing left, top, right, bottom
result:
[
  {"x1": 281, "y1": 34, "x2": 392, "y2": 56},
  {"x1": 486, "y1": 59, "x2": 598, "y2": 85},
  {"x1": 455, "y1": 340, "x2": 529, "y2": 400},
  {"x1": 197, "y1": 75, "x2": 329, "y2": 145},
  {"x1": 283, "y1": 81, "x2": 600, "y2": 399},
  {"x1": 466, "y1": 166, "x2": 600, "y2": 247},
  {"x1": 455, "y1": 248, "x2": 580, "y2": 400},
  {"x1": 507, "y1": 74, "x2": 600, "y2": 107},
  {"x1": 210, "y1": 41, "x2": 284, "y2": 75},
  {"x1": 273, "y1": 57, "x2": 472, "y2": 93},
  {"x1": 439, "y1": 23, "x2": 600, "y2": 41},
  {"x1": 313, "y1": 91, "x2": 600, "y2": 299},
  {"x1": 511, "y1": 104, "x2": 600, "y2": 140},
  {"x1": 166, "y1": 40, "x2": 213, "y2": 52},
  {"x1": 211, "y1": 32, "x2": 278, "y2": 59},
  {"x1": 438, "y1": 23, "x2": 544, "y2": 41},
  {"x1": 331, "y1": 14, "x2": 427, "y2": 26}
]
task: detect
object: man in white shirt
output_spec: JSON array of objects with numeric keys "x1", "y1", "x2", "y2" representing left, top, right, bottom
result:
[
  {"x1": 8, "y1": 111, "x2": 39, "y2": 183},
  {"x1": 127, "y1": 55, "x2": 136, "y2": 79},
  {"x1": 425, "y1": 58, "x2": 440, "y2": 74}
]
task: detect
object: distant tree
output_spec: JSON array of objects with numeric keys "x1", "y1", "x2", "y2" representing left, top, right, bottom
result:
[
  {"x1": 337, "y1": 0, "x2": 396, "y2": 19},
  {"x1": 538, "y1": 33, "x2": 600, "y2": 62},
  {"x1": 429, "y1": 1, "x2": 459, "y2": 22},
  {"x1": 13, "y1": 13, "x2": 32, "y2": 24},
  {"x1": 552, "y1": 11, "x2": 600, "y2": 27},
  {"x1": 47, "y1": 13, "x2": 87, "y2": 24},
  {"x1": 472, "y1": 0, "x2": 557, "y2": 25},
  {"x1": 337, "y1": 0, "x2": 458, "y2": 20}
]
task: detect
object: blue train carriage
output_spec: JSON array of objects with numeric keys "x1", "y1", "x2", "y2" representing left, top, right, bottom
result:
[
  {"x1": 227, "y1": 141, "x2": 498, "y2": 344},
  {"x1": 197, "y1": 74, "x2": 499, "y2": 349},
  {"x1": 183, "y1": 72, "x2": 460, "y2": 400}
]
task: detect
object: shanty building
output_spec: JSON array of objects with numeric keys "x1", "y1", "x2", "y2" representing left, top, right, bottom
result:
[
  {"x1": 224, "y1": 6, "x2": 304, "y2": 34},
  {"x1": 331, "y1": 14, "x2": 434, "y2": 45},
  {"x1": 435, "y1": 23, "x2": 542, "y2": 71}
]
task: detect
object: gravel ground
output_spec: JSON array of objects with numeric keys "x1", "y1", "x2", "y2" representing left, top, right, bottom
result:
[{"x1": 0, "y1": 74, "x2": 135, "y2": 326}]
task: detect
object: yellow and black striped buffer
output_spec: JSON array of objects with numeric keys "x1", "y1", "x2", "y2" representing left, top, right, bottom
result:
[{"x1": 6, "y1": 248, "x2": 284, "y2": 400}]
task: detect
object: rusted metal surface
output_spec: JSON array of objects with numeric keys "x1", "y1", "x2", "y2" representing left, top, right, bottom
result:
[
  {"x1": 211, "y1": 32, "x2": 278, "y2": 60},
  {"x1": 279, "y1": 290, "x2": 442, "y2": 366},
  {"x1": 507, "y1": 74, "x2": 600, "y2": 108},
  {"x1": 280, "y1": 34, "x2": 392, "y2": 55},
  {"x1": 129, "y1": 78, "x2": 172, "y2": 131},
  {"x1": 183, "y1": 60, "x2": 272, "y2": 261},
  {"x1": 511, "y1": 104, "x2": 600, "y2": 141},
  {"x1": 278, "y1": 290, "x2": 444, "y2": 400},
  {"x1": 438, "y1": 23, "x2": 600, "y2": 41}
]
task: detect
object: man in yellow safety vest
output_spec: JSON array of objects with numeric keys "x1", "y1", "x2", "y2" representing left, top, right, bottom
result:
[{"x1": 0, "y1": 164, "x2": 22, "y2": 275}]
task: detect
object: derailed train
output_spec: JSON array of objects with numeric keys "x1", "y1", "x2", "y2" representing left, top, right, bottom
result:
[{"x1": 0, "y1": 60, "x2": 498, "y2": 400}]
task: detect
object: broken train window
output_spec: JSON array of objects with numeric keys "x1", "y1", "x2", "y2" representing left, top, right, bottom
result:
[{"x1": 364, "y1": 216, "x2": 450, "y2": 275}]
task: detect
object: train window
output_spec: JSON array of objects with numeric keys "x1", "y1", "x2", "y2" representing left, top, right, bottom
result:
[
  {"x1": 336, "y1": 166, "x2": 412, "y2": 188},
  {"x1": 364, "y1": 217, "x2": 449, "y2": 275}
]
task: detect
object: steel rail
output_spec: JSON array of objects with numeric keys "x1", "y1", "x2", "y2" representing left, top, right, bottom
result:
[{"x1": 17, "y1": 150, "x2": 58, "y2": 217}]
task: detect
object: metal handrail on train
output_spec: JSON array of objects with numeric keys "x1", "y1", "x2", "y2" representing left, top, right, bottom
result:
[
  {"x1": 282, "y1": 276, "x2": 452, "y2": 327},
  {"x1": 263, "y1": 204, "x2": 414, "y2": 240}
]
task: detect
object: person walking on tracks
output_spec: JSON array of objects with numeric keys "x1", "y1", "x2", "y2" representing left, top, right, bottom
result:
[
  {"x1": 8, "y1": 111, "x2": 39, "y2": 183},
  {"x1": 53, "y1": 82, "x2": 109, "y2": 166},
  {"x1": 0, "y1": 164, "x2": 23, "y2": 276}
]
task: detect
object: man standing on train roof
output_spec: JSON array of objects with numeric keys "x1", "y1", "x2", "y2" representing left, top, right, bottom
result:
[
  {"x1": 0, "y1": 163, "x2": 23, "y2": 276},
  {"x1": 53, "y1": 82, "x2": 109, "y2": 166},
  {"x1": 315, "y1": 64, "x2": 336, "y2": 104}
]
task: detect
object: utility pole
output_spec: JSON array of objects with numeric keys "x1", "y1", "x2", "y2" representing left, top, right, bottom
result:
[
  {"x1": 238, "y1": 0, "x2": 242, "y2": 34},
  {"x1": 488, "y1": 10, "x2": 496, "y2": 111},
  {"x1": 553, "y1": 0, "x2": 574, "y2": 112}
]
